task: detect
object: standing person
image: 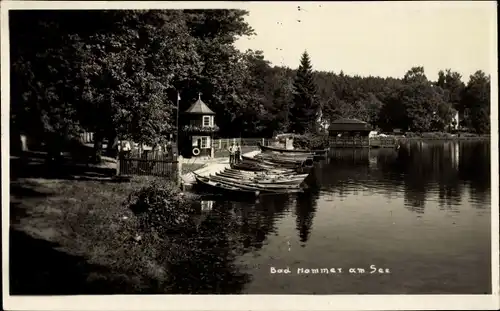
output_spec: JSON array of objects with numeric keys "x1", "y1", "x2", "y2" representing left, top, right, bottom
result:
[
  {"x1": 121, "y1": 140, "x2": 131, "y2": 158},
  {"x1": 228, "y1": 143, "x2": 235, "y2": 164},
  {"x1": 235, "y1": 144, "x2": 241, "y2": 164},
  {"x1": 166, "y1": 141, "x2": 173, "y2": 158}
]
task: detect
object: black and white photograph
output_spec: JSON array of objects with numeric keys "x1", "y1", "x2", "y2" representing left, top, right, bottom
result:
[{"x1": 2, "y1": 1, "x2": 498, "y2": 310}]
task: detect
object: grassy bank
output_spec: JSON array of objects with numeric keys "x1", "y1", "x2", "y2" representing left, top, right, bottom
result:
[
  {"x1": 399, "y1": 136, "x2": 490, "y2": 142},
  {"x1": 9, "y1": 176, "x2": 199, "y2": 294},
  {"x1": 397, "y1": 132, "x2": 490, "y2": 141}
]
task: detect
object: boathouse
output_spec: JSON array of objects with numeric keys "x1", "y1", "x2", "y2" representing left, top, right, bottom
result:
[
  {"x1": 328, "y1": 118, "x2": 372, "y2": 148},
  {"x1": 180, "y1": 94, "x2": 218, "y2": 158}
]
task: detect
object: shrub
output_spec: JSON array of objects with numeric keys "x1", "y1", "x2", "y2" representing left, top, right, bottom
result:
[
  {"x1": 125, "y1": 181, "x2": 199, "y2": 236},
  {"x1": 458, "y1": 132, "x2": 479, "y2": 138},
  {"x1": 293, "y1": 133, "x2": 329, "y2": 150},
  {"x1": 403, "y1": 132, "x2": 419, "y2": 138}
]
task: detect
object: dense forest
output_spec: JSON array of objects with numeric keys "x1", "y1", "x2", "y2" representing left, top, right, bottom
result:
[{"x1": 10, "y1": 10, "x2": 491, "y2": 154}]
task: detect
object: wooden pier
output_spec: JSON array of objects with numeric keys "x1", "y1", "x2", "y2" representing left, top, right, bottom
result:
[{"x1": 328, "y1": 136, "x2": 399, "y2": 149}]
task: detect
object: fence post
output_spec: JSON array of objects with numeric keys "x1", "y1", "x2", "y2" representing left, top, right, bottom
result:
[
  {"x1": 116, "y1": 140, "x2": 121, "y2": 176},
  {"x1": 177, "y1": 156, "x2": 184, "y2": 190}
]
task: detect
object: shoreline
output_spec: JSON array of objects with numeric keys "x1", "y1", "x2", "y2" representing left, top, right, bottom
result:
[{"x1": 397, "y1": 136, "x2": 490, "y2": 142}]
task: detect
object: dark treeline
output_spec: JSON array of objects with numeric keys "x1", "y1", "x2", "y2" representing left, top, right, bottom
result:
[{"x1": 10, "y1": 10, "x2": 491, "y2": 157}]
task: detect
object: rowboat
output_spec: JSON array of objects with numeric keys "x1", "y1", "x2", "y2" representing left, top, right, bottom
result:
[
  {"x1": 194, "y1": 174, "x2": 260, "y2": 196},
  {"x1": 225, "y1": 168, "x2": 302, "y2": 177},
  {"x1": 259, "y1": 143, "x2": 328, "y2": 155},
  {"x1": 216, "y1": 171, "x2": 307, "y2": 185},
  {"x1": 223, "y1": 167, "x2": 308, "y2": 178},
  {"x1": 259, "y1": 152, "x2": 314, "y2": 159},
  {"x1": 208, "y1": 174, "x2": 303, "y2": 192},
  {"x1": 255, "y1": 154, "x2": 312, "y2": 165},
  {"x1": 256, "y1": 153, "x2": 312, "y2": 160},
  {"x1": 230, "y1": 162, "x2": 268, "y2": 171},
  {"x1": 253, "y1": 156, "x2": 314, "y2": 168}
]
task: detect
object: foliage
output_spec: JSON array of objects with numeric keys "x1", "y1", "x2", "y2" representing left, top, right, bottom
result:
[
  {"x1": 10, "y1": 11, "x2": 85, "y2": 147},
  {"x1": 126, "y1": 181, "x2": 198, "y2": 235},
  {"x1": 289, "y1": 51, "x2": 320, "y2": 134},
  {"x1": 10, "y1": 9, "x2": 491, "y2": 161},
  {"x1": 460, "y1": 70, "x2": 491, "y2": 134},
  {"x1": 182, "y1": 125, "x2": 220, "y2": 133},
  {"x1": 293, "y1": 133, "x2": 329, "y2": 150},
  {"x1": 420, "y1": 132, "x2": 454, "y2": 139}
]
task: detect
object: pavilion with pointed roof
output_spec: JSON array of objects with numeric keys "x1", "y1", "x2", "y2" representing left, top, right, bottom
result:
[
  {"x1": 184, "y1": 93, "x2": 216, "y2": 115},
  {"x1": 180, "y1": 93, "x2": 218, "y2": 158}
]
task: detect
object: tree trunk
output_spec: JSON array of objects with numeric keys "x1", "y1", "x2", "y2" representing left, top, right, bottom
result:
[
  {"x1": 106, "y1": 134, "x2": 118, "y2": 158},
  {"x1": 92, "y1": 131, "x2": 103, "y2": 164},
  {"x1": 45, "y1": 133, "x2": 64, "y2": 165}
]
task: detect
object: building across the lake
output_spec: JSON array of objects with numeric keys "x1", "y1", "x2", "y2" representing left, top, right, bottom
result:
[
  {"x1": 180, "y1": 94, "x2": 218, "y2": 158},
  {"x1": 450, "y1": 108, "x2": 459, "y2": 131},
  {"x1": 328, "y1": 118, "x2": 399, "y2": 149},
  {"x1": 328, "y1": 118, "x2": 372, "y2": 148}
]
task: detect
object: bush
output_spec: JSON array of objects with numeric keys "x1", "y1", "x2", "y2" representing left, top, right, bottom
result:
[
  {"x1": 458, "y1": 132, "x2": 479, "y2": 137},
  {"x1": 293, "y1": 133, "x2": 329, "y2": 150},
  {"x1": 421, "y1": 132, "x2": 453, "y2": 139},
  {"x1": 125, "y1": 181, "x2": 199, "y2": 235}
]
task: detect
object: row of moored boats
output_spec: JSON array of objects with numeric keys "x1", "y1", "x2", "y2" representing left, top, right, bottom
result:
[{"x1": 193, "y1": 144, "x2": 327, "y2": 197}]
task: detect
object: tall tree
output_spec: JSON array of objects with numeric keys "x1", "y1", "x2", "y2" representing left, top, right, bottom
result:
[
  {"x1": 181, "y1": 9, "x2": 255, "y2": 137},
  {"x1": 398, "y1": 67, "x2": 449, "y2": 132},
  {"x1": 461, "y1": 70, "x2": 490, "y2": 134},
  {"x1": 436, "y1": 69, "x2": 465, "y2": 108},
  {"x1": 10, "y1": 10, "x2": 89, "y2": 158},
  {"x1": 76, "y1": 10, "x2": 203, "y2": 158},
  {"x1": 289, "y1": 51, "x2": 320, "y2": 134}
]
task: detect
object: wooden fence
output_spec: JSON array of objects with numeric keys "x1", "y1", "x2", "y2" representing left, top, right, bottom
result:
[
  {"x1": 118, "y1": 150, "x2": 179, "y2": 180},
  {"x1": 80, "y1": 131, "x2": 94, "y2": 144}
]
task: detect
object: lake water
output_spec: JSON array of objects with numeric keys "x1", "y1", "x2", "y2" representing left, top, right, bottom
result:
[{"x1": 180, "y1": 141, "x2": 491, "y2": 294}]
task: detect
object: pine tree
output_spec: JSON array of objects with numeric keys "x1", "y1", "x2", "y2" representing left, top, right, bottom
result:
[{"x1": 289, "y1": 51, "x2": 320, "y2": 134}]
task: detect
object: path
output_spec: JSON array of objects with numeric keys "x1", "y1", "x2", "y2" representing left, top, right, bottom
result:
[{"x1": 181, "y1": 150, "x2": 261, "y2": 189}]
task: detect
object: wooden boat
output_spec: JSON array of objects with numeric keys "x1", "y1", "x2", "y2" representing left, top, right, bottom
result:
[
  {"x1": 259, "y1": 143, "x2": 328, "y2": 155},
  {"x1": 255, "y1": 155, "x2": 311, "y2": 166},
  {"x1": 259, "y1": 152, "x2": 314, "y2": 159},
  {"x1": 225, "y1": 169, "x2": 298, "y2": 178},
  {"x1": 256, "y1": 153, "x2": 312, "y2": 161},
  {"x1": 255, "y1": 158, "x2": 313, "y2": 169},
  {"x1": 223, "y1": 167, "x2": 308, "y2": 178},
  {"x1": 260, "y1": 151, "x2": 314, "y2": 158},
  {"x1": 225, "y1": 168, "x2": 304, "y2": 177},
  {"x1": 241, "y1": 156, "x2": 301, "y2": 169},
  {"x1": 194, "y1": 174, "x2": 260, "y2": 196},
  {"x1": 208, "y1": 174, "x2": 303, "y2": 191},
  {"x1": 216, "y1": 171, "x2": 307, "y2": 185},
  {"x1": 230, "y1": 162, "x2": 268, "y2": 171},
  {"x1": 230, "y1": 160, "x2": 294, "y2": 172}
]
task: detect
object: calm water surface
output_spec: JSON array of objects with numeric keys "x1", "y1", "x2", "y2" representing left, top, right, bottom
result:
[{"x1": 183, "y1": 141, "x2": 491, "y2": 294}]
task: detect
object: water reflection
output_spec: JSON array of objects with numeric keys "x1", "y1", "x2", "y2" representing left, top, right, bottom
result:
[
  {"x1": 177, "y1": 141, "x2": 491, "y2": 294},
  {"x1": 308, "y1": 142, "x2": 489, "y2": 214},
  {"x1": 295, "y1": 191, "x2": 319, "y2": 245},
  {"x1": 235, "y1": 195, "x2": 290, "y2": 251}
]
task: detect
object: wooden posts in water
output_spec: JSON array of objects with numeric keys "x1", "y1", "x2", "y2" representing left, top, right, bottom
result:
[{"x1": 328, "y1": 136, "x2": 399, "y2": 148}]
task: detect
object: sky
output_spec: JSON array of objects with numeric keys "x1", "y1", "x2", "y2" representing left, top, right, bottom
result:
[{"x1": 233, "y1": 1, "x2": 496, "y2": 81}]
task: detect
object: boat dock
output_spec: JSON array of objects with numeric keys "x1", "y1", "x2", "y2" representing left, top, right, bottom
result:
[{"x1": 181, "y1": 150, "x2": 261, "y2": 191}]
